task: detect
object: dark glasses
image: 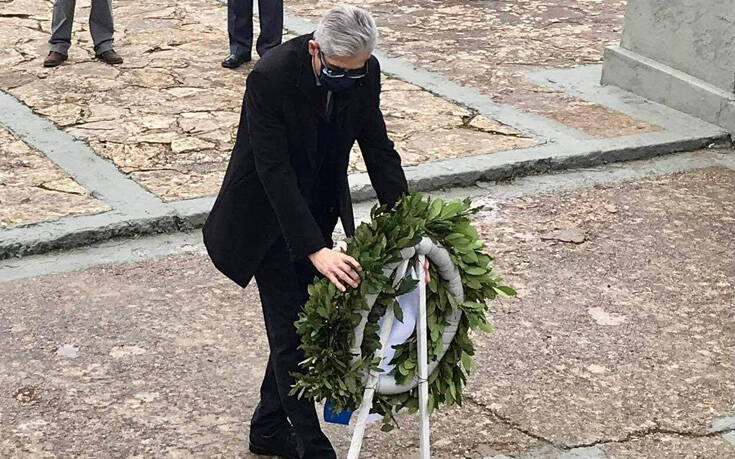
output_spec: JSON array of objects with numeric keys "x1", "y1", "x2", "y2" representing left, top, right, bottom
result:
[{"x1": 318, "y1": 50, "x2": 368, "y2": 79}]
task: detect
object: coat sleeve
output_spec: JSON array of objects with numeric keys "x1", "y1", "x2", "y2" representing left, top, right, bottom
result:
[
  {"x1": 245, "y1": 70, "x2": 326, "y2": 261},
  {"x1": 356, "y1": 58, "x2": 409, "y2": 209}
]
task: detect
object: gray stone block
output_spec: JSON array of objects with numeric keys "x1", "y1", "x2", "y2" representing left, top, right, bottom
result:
[{"x1": 603, "y1": 46, "x2": 735, "y2": 135}]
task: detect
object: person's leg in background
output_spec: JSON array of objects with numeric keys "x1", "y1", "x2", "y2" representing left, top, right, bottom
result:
[
  {"x1": 253, "y1": 239, "x2": 336, "y2": 459},
  {"x1": 255, "y1": 0, "x2": 283, "y2": 57},
  {"x1": 45, "y1": 0, "x2": 77, "y2": 66},
  {"x1": 89, "y1": 0, "x2": 122, "y2": 64},
  {"x1": 223, "y1": 0, "x2": 253, "y2": 68}
]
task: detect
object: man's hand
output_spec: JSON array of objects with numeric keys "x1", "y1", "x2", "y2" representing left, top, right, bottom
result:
[
  {"x1": 309, "y1": 248, "x2": 362, "y2": 292},
  {"x1": 423, "y1": 258, "x2": 431, "y2": 284}
]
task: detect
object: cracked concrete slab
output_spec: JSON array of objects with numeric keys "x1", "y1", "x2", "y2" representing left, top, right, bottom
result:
[
  {"x1": 599, "y1": 433, "x2": 734, "y2": 458},
  {"x1": 526, "y1": 64, "x2": 725, "y2": 137},
  {"x1": 1, "y1": 165, "x2": 733, "y2": 457},
  {"x1": 468, "y1": 167, "x2": 735, "y2": 453},
  {"x1": 351, "y1": 77, "x2": 537, "y2": 172},
  {"x1": 0, "y1": 125, "x2": 109, "y2": 228},
  {"x1": 0, "y1": 252, "x2": 539, "y2": 458}
]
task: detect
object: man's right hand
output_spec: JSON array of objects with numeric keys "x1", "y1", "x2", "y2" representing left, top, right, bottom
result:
[{"x1": 308, "y1": 248, "x2": 362, "y2": 292}]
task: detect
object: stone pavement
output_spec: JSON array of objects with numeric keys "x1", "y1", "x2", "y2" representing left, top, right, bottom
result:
[
  {"x1": 1, "y1": 0, "x2": 730, "y2": 258},
  {"x1": 0, "y1": 126, "x2": 108, "y2": 228},
  {"x1": 1, "y1": 151, "x2": 734, "y2": 458},
  {"x1": 0, "y1": 0, "x2": 534, "y2": 202}
]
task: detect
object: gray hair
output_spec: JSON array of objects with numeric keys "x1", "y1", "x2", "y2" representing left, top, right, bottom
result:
[{"x1": 313, "y1": 5, "x2": 378, "y2": 57}]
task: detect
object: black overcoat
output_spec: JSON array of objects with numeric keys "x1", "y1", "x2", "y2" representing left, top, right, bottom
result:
[{"x1": 202, "y1": 33, "x2": 409, "y2": 288}]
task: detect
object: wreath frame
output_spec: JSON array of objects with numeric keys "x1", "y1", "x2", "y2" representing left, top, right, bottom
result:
[{"x1": 291, "y1": 193, "x2": 516, "y2": 430}]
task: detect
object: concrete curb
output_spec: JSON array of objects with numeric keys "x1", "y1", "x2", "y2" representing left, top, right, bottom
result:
[
  {"x1": 2, "y1": 132, "x2": 729, "y2": 260},
  {"x1": 3, "y1": 147, "x2": 734, "y2": 280},
  {"x1": 350, "y1": 130, "x2": 728, "y2": 201},
  {"x1": 0, "y1": 211, "x2": 191, "y2": 260}
]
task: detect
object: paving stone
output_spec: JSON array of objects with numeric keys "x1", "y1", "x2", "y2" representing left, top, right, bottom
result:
[
  {"x1": 0, "y1": 127, "x2": 109, "y2": 228},
  {"x1": 0, "y1": 0, "x2": 536, "y2": 202},
  {"x1": 285, "y1": 0, "x2": 658, "y2": 138}
]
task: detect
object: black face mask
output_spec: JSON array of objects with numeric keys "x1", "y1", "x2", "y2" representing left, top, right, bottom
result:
[
  {"x1": 317, "y1": 50, "x2": 367, "y2": 93},
  {"x1": 318, "y1": 71, "x2": 358, "y2": 92}
]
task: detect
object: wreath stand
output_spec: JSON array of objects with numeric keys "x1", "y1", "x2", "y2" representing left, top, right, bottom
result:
[{"x1": 346, "y1": 237, "x2": 465, "y2": 459}]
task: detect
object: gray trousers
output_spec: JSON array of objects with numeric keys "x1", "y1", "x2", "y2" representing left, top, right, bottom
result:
[{"x1": 49, "y1": 0, "x2": 115, "y2": 55}]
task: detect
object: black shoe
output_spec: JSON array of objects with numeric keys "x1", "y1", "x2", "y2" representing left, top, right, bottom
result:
[
  {"x1": 222, "y1": 53, "x2": 251, "y2": 68},
  {"x1": 248, "y1": 427, "x2": 298, "y2": 459}
]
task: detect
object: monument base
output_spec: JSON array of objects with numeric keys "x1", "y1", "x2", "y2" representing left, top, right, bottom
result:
[{"x1": 602, "y1": 46, "x2": 735, "y2": 134}]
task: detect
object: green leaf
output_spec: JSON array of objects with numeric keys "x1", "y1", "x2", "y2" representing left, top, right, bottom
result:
[
  {"x1": 440, "y1": 201, "x2": 463, "y2": 219},
  {"x1": 461, "y1": 352, "x2": 474, "y2": 373},
  {"x1": 454, "y1": 221, "x2": 479, "y2": 239},
  {"x1": 492, "y1": 286, "x2": 512, "y2": 297},
  {"x1": 478, "y1": 319, "x2": 493, "y2": 333},
  {"x1": 464, "y1": 276, "x2": 482, "y2": 290},
  {"x1": 464, "y1": 266, "x2": 488, "y2": 276},
  {"x1": 461, "y1": 251, "x2": 479, "y2": 264},
  {"x1": 393, "y1": 301, "x2": 404, "y2": 323},
  {"x1": 445, "y1": 232, "x2": 466, "y2": 243},
  {"x1": 462, "y1": 301, "x2": 484, "y2": 311},
  {"x1": 396, "y1": 277, "x2": 419, "y2": 296},
  {"x1": 495, "y1": 285, "x2": 517, "y2": 297},
  {"x1": 427, "y1": 199, "x2": 443, "y2": 219}
]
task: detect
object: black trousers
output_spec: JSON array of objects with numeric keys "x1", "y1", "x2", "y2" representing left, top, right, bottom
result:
[
  {"x1": 251, "y1": 237, "x2": 336, "y2": 459},
  {"x1": 228, "y1": 0, "x2": 283, "y2": 58}
]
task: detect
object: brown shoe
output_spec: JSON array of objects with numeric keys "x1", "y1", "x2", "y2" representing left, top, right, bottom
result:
[
  {"x1": 96, "y1": 49, "x2": 123, "y2": 65},
  {"x1": 43, "y1": 51, "x2": 67, "y2": 67}
]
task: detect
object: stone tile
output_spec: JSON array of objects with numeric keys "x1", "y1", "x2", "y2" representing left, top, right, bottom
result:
[
  {"x1": 285, "y1": 0, "x2": 658, "y2": 138},
  {"x1": 0, "y1": 127, "x2": 109, "y2": 228},
  {"x1": 350, "y1": 77, "x2": 536, "y2": 172},
  {"x1": 0, "y1": 0, "x2": 535, "y2": 202},
  {"x1": 0, "y1": 0, "x2": 265, "y2": 202}
]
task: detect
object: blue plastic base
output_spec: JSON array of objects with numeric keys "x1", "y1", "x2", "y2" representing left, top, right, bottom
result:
[{"x1": 324, "y1": 400, "x2": 353, "y2": 425}]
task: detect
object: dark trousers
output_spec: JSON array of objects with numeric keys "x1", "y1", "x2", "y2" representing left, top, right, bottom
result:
[
  {"x1": 228, "y1": 0, "x2": 283, "y2": 58},
  {"x1": 251, "y1": 238, "x2": 336, "y2": 459}
]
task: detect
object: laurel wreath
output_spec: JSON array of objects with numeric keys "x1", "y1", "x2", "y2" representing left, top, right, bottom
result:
[{"x1": 291, "y1": 193, "x2": 515, "y2": 430}]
